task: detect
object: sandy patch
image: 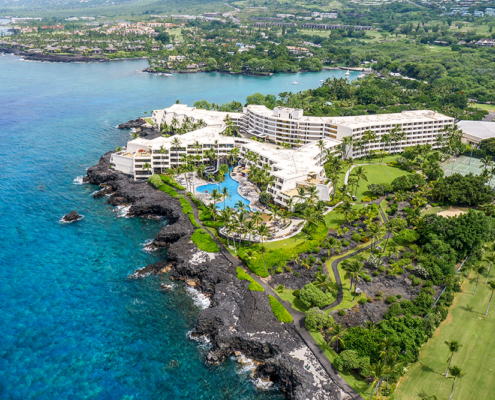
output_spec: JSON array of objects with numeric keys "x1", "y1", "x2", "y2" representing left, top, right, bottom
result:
[{"x1": 437, "y1": 208, "x2": 467, "y2": 218}]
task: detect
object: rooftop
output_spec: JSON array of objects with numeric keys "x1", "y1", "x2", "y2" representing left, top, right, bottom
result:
[{"x1": 458, "y1": 120, "x2": 495, "y2": 140}]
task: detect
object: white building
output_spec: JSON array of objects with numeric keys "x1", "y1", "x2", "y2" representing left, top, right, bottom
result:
[
  {"x1": 240, "y1": 105, "x2": 454, "y2": 156},
  {"x1": 111, "y1": 104, "x2": 454, "y2": 207},
  {"x1": 458, "y1": 121, "x2": 495, "y2": 146}
]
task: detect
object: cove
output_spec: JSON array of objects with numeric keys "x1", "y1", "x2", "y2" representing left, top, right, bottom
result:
[{"x1": 0, "y1": 56, "x2": 357, "y2": 399}]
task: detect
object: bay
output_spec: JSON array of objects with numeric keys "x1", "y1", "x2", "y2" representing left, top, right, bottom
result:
[{"x1": 0, "y1": 56, "x2": 358, "y2": 400}]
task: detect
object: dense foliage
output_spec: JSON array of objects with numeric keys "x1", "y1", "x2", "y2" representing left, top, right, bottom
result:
[{"x1": 431, "y1": 173, "x2": 495, "y2": 205}]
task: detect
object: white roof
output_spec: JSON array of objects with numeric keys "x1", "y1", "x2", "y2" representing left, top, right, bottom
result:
[
  {"x1": 325, "y1": 110, "x2": 453, "y2": 128},
  {"x1": 458, "y1": 121, "x2": 495, "y2": 141},
  {"x1": 241, "y1": 138, "x2": 341, "y2": 179}
]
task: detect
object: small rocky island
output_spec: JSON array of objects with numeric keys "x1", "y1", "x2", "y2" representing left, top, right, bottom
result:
[
  {"x1": 62, "y1": 210, "x2": 83, "y2": 222},
  {"x1": 84, "y1": 151, "x2": 357, "y2": 400}
]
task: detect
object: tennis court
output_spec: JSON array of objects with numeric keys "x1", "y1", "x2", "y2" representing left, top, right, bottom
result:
[{"x1": 442, "y1": 155, "x2": 494, "y2": 186}]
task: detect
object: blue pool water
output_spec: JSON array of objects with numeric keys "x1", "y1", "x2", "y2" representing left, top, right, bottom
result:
[
  {"x1": 197, "y1": 169, "x2": 251, "y2": 210},
  {"x1": 0, "y1": 55, "x2": 358, "y2": 399}
]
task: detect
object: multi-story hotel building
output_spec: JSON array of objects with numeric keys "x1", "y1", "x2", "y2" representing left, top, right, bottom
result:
[
  {"x1": 239, "y1": 105, "x2": 454, "y2": 157},
  {"x1": 110, "y1": 104, "x2": 455, "y2": 208}
]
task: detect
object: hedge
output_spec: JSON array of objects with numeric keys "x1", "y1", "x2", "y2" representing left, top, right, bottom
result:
[
  {"x1": 188, "y1": 213, "x2": 201, "y2": 228},
  {"x1": 160, "y1": 175, "x2": 185, "y2": 190},
  {"x1": 158, "y1": 184, "x2": 178, "y2": 198},
  {"x1": 268, "y1": 295, "x2": 293, "y2": 323},
  {"x1": 147, "y1": 174, "x2": 163, "y2": 189},
  {"x1": 178, "y1": 196, "x2": 193, "y2": 215},
  {"x1": 239, "y1": 223, "x2": 328, "y2": 277},
  {"x1": 191, "y1": 229, "x2": 220, "y2": 253},
  {"x1": 236, "y1": 267, "x2": 265, "y2": 292}
]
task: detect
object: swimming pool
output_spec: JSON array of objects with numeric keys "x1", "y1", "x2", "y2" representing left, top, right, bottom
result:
[{"x1": 197, "y1": 168, "x2": 251, "y2": 210}]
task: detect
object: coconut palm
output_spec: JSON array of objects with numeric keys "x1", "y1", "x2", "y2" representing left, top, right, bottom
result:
[
  {"x1": 221, "y1": 186, "x2": 231, "y2": 210},
  {"x1": 368, "y1": 360, "x2": 389, "y2": 400},
  {"x1": 143, "y1": 162, "x2": 152, "y2": 174},
  {"x1": 314, "y1": 271, "x2": 336, "y2": 293},
  {"x1": 243, "y1": 248, "x2": 256, "y2": 265},
  {"x1": 445, "y1": 340, "x2": 463, "y2": 377},
  {"x1": 257, "y1": 224, "x2": 271, "y2": 275},
  {"x1": 252, "y1": 210, "x2": 263, "y2": 226},
  {"x1": 473, "y1": 263, "x2": 486, "y2": 295},
  {"x1": 485, "y1": 281, "x2": 495, "y2": 316},
  {"x1": 352, "y1": 166, "x2": 368, "y2": 197},
  {"x1": 326, "y1": 323, "x2": 347, "y2": 352},
  {"x1": 484, "y1": 254, "x2": 495, "y2": 284},
  {"x1": 447, "y1": 366, "x2": 466, "y2": 400},
  {"x1": 171, "y1": 137, "x2": 182, "y2": 167},
  {"x1": 316, "y1": 139, "x2": 326, "y2": 166},
  {"x1": 336, "y1": 200, "x2": 353, "y2": 224},
  {"x1": 480, "y1": 155, "x2": 492, "y2": 170},
  {"x1": 342, "y1": 259, "x2": 367, "y2": 295},
  {"x1": 379, "y1": 337, "x2": 397, "y2": 365}
]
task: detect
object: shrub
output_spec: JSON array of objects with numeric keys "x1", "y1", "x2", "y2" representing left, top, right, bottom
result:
[
  {"x1": 413, "y1": 277, "x2": 422, "y2": 286},
  {"x1": 188, "y1": 213, "x2": 201, "y2": 228},
  {"x1": 160, "y1": 174, "x2": 185, "y2": 190},
  {"x1": 295, "y1": 272, "x2": 300, "y2": 277},
  {"x1": 338, "y1": 309, "x2": 347, "y2": 316},
  {"x1": 276, "y1": 284, "x2": 284, "y2": 293},
  {"x1": 373, "y1": 270, "x2": 380, "y2": 276},
  {"x1": 386, "y1": 296, "x2": 398, "y2": 304},
  {"x1": 362, "y1": 196, "x2": 372, "y2": 202},
  {"x1": 300, "y1": 283, "x2": 334, "y2": 308},
  {"x1": 148, "y1": 174, "x2": 163, "y2": 189},
  {"x1": 379, "y1": 266, "x2": 386, "y2": 272},
  {"x1": 352, "y1": 233, "x2": 362, "y2": 242},
  {"x1": 394, "y1": 229, "x2": 420, "y2": 244},
  {"x1": 268, "y1": 295, "x2": 293, "y2": 323},
  {"x1": 276, "y1": 267, "x2": 283, "y2": 274},
  {"x1": 259, "y1": 191, "x2": 273, "y2": 205},
  {"x1": 179, "y1": 197, "x2": 193, "y2": 215},
  {"x1": 292, "y1": 289, "x2": 300, "y2": 298},
  {"x1": 309, "y1": 255, "x2": 316, "y2": 263},
  {"x1": 376, "y1": 291, "x2": 383, "y2": 298},
  {"x1": 236, "y1": 267, "x2": 264, "y2": 291},
  {"x1": 397, "y1": 294, "x2": 402, "y2": 299},
  {"x1": 305, "y1": 307, "x2": 334, "y2": 330},
  {"x1": 368, "y1": 183, "x2": 392, "y2": 196},
  {"x1": 317, "y1": 265, "x2": 323, "y2": 271},
  {"x1": 191, "y1": 229, "x2": 220, "y2": 253},
  {"x1": 342, "y1": 241, "x2": 350, "y2": 247},
  {"x1": 158, "y1": 184, "x2": 178, "y2": 198},
  {"x1": 363, "y1": 275, "x2": 372, "y2": 282},
  {"x1": 358, "y1": 298, "x2": 368, "y2": 305}
]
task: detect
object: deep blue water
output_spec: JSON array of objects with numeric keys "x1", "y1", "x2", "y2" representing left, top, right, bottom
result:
[
  {"x1": 197, "y1": 168, "x2": 251, "y2": 210},
  {"x1": 0, "y1": 56, "x2": 358, "y2": 399}
]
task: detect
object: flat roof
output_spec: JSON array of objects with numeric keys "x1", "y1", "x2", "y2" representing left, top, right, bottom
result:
[{"x1": 458, "y1": 121, "x2": 495, "y2": 140}]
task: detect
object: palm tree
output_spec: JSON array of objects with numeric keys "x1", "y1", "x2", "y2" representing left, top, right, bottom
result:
[
  {"x1": 352, "y1": 166, "x2": 368, "y2": 197},
  {"x1": 380, "y1": 134, "x2": 392, "y2": 161},
  {"x1": 484, "y1": 254, "x2": 495, "y2": 284},
  {"x1": 131, "y1": 131, "x2": 140, "y2": 139},
  {"x1": 362, "y1": 130, "x2": 377, "y2": 162},
  {"x1": 473, "y1": 263, "x2": 486, "y2": 295},
  {"x1": 343, "y1": 260, "x2": 367, "y2": 295},
  {"x1": 143, "y1": 162, "x2": 152, "y2": 174},
  {"x1": 480, "y1": 155, "x2": 492, "y2": 170},
  {"x1": 485, "y1": 281, "x2": 495, "y2": 316},
  {"x1": 171, "y1": 137, "x2": 182, "y2": 167},
  {"x1": 243, "y1": 248, "x2": 256, "y2": 265},
  {"x1": 252, "y1": 210, "x2": 263, "y2": 226},
  {"x1": 326, "y1": 323, "x2": 347, "y2": 352},
  {"x1": 368, "y1": 360, "x2": 389, "y2": 400},
  {"x1": 316, "y1": 139, "x2": 326, "y2": 166},
  {"x1": 257, "y1": 224, "x2": 271, "y2": 275},
  {"x1": 447, "y1": 366, "x2": 466, "y2": 400},
  {"x1": 314, "y1": 271, "x2": 335, "y2": 293},
  {"x1": 445, "y1": 340, "x2": 463, "y2": 377},
  {"x1": 221, "y1": 186, "x2": 231, "y2": 210},
  {"x1": 379, "y1": 337, "x2": 397, "y2": 365},
  {"x1": 336, "y1": 200, "x2": 353, "y2": 223}
]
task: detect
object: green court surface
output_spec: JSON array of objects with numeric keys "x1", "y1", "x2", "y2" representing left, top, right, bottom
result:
[{"x1": 442, "y1": 156, "x2": 493, "y2": 185}]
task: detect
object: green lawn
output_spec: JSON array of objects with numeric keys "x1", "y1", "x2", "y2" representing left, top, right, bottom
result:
[
  {"x1": 394, "y1": 274, "x2": 495, "y2": 400},
  {"x1": 352, "y1": 164, "x2": 412, "y2": 201},
  {"x1": 277, "y1": 289, "x2": 309, "y2": 312},
  {"x1": 143, "y1": 117, "x2": 153, "y2": 125},
  {"x1": 326, "y1": 259, "x2": 361, "y2": 310},
  {"x1": 325, "y1": 204, "x2": 365, "y2": 229},
  {"x1": 311, "y1": 331, "x2": 373, "y2": 398},
  {"x1": 421, "y1": 205, "x2": 450, "y2": 216},
  {"x1": 470, "y1": 102, "x2": 495, "y2": 112}
]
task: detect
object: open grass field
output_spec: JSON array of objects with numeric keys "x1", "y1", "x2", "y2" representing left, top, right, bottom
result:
[
  {"x1": 353, "y1": 164, "x2": 411, "y2": 201},
  {"x1": 470, "y1": 102, "x2": 495, "y2": 112},
  {"x1": 393, "y1": 273, "x2": 495, "y2": 400},
  {"x1": 298, "y1": 29, "x2": 332, "y2": 38},
  {"x1": 325, "y1": 203, "x2": 365, "y2": 229}
]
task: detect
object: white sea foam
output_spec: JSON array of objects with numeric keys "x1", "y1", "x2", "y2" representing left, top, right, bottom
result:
[
  {"x1": 114, "y1": 205, "x2": 131, "y2": 218},
  {"x1": 235, "y1": 354, "x2": 256, "y2": 374},
  {"x1": 73, "y1": 175, "x2": 85, "y2": 185},
  {"x1": 142, "y1": 239, "x2": 156, "y2": 253},
  {"x1": 90, "y1": 189, "x2": 103, "y2": 196},
  {"x1": 185, "y1": 286, "x2": 210, "y2": 309},
  {"x1": 252, "y1": 378, "x2": 274, "y2": 390},
  {"x1": 187, "y1": 330, "x2": 212, "y2": 350}
]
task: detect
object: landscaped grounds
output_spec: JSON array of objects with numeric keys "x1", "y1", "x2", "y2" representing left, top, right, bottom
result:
[{"x1": 394, "y1": 272, "x2": 495, "y2": 400}]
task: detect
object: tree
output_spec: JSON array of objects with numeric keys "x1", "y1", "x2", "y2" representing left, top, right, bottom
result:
[
  {"x1": 299, "y1": 283, "x2": 334, "y2": 308},
  {"x1": 143, "y1": 162, "x2": 152, "y2": 174},
  {"x1": 171, "y1": 137, "x2": 182, "y2": 167},
  {"x1": 257, "y1": 224, "x2": 270, "y2": 275},
  {"x1": 342, "y1": 259, "x2": 367, "y2": 296},
  {"x1": 221, "y1": 186, "x2": 231, "y2": 210},
  {"x1": 327, "y1": 322, "x2": 347, "y2": 352},
  {"x1": 447, "y1": 366, "x2": 466, "y2": 400},
  {"x1": 305, "y1": 307, "x2": 334, "y2": 331},
  {"x1": 368, "y1": 361, "x2": 389, "y2": 400},
  {"x1": 445, "y1": 340, "x2": 463, "y2": 377},
  {"x1": 352, "y1": 166, "x2": 368, "y2": 197},
  {"x1": 473, "y1": 263, "x2": 486, "y2": 296},
  {"x1": 485, "y1": 281, "x2": 495, "y2": 316}
]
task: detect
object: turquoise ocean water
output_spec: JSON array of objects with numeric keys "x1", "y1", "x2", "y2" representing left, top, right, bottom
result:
[{"x1": 0, "y1": 56, "x2": 357, "y2": 399}]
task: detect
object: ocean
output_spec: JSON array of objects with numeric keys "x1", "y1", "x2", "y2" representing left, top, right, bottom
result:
[{"x1": 0, "y1": 56, "x2": 357, "y2": 399}]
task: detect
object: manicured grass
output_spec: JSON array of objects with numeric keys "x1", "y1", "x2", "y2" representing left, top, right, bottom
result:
[
  {"x1": 325, "y1": 203, "x2": 365, "y2": 229},
  {"x1": 191, "y1": 229, "x2": 220, "y2": 253},
  {"x1": 277, "y1": 289, "x2": 309, "y2": 313},
  {"x1": 143, "y1": 117, "x2": 153, "y2": 125},
  {"x1": 268, "y1": 295, "x2": 293, "y2": 323},
  {"x1": 236, "y1": 267, "x2": 264, "y2": 292},
  {"x1": 160, "y1": 174, "x2": 185, "y2": 190},
  {"x1": 394, "y1": 274, "x2": 495, "y2": 400},
  {"x1": 263, "y1": 226, "x2": 306, "y2": 250},
  {"x1": 421, "y1": 205, "x2": 450, "y2": 215},
  {"x1": 469, "y1": 102, "x2": 495, "y2": 113},
  {"x1": 352, "y1": 164, "x2": 412, "y2": 201},
  {"x1": 310, "y1": 331, "x2": 373, "y2": 398},
  {"x1": 158, "y1": 184, "x2": 178, "y2": 198}
]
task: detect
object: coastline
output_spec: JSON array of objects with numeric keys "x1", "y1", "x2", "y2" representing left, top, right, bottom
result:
[{"x1": 84, "y1": 148, "x2": 355, "y2": 400}]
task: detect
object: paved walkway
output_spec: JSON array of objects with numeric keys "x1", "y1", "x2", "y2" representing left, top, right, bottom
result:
[{"x1": 184, "y1": 196, "x2": 364, "y2": 400}]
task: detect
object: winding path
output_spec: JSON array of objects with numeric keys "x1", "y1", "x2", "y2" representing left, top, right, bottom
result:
[{"x1": 186, "y1": 196, "x2": 365, "y2": 399}]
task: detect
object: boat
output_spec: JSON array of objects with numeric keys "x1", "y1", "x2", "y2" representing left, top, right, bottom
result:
[
  {"x1": 319, "y1": 79, "x2": 324, "y2": 82},
  {"x1": 357, "y1": 74, "x2": 365, "y2": 79},
  {"x1": 163, "y1": 73, "x2": 172, "y2": 77},
  {"x1": 292, "y1": 81, "x2": 298, "y2": 85},
  {"x1": 345, "y1": 70, "x2": 350, "y2": 76}
]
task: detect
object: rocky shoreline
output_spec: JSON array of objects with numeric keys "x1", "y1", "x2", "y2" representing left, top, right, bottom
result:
[
  {"x1": 0, "y1": 47, "x2": 148, "y2": 63},
  {"x1": 84, "y1": 147, "x2": 353, "y2": 400}
]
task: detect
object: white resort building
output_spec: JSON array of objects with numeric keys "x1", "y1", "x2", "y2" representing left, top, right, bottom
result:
[{"x1": 111, "y1": 104, "x2": 454, "y2": 208}]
